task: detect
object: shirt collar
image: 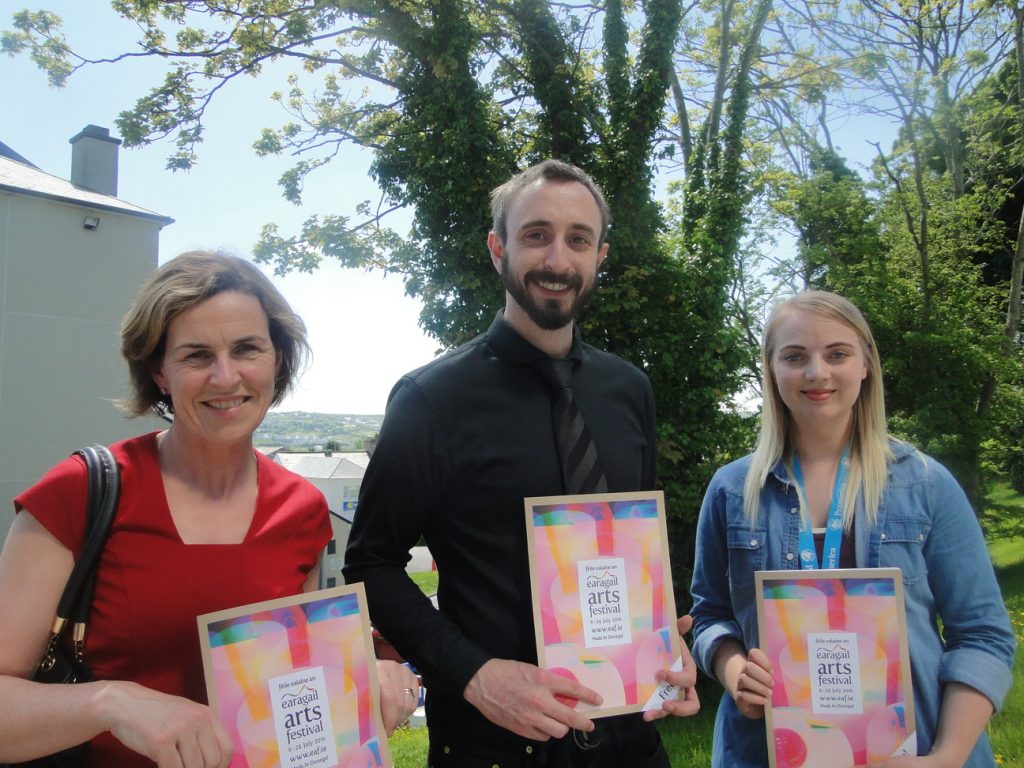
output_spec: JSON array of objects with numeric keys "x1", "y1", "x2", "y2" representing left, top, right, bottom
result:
[{"x1": 485, "y1": 310, "x2": 584, "y2": 364}]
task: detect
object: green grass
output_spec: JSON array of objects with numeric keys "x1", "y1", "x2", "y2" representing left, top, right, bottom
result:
[
  {"x1": 388, "y1": 724, "x2": 429, "y2": 766},
  {"x1": 407, "y1": 570, "x2": 438, "y2": 595},
  {"x1": 989, "y1": 534, "x2": 1024, "y2": 768},
  {"x1": 388, "y1": 569, "x2": 434, "y2": 766},
  {"x1": 389, "y1": 485, "x2": 1024, "y2": 767},
  {"x1": 655, "y1": 685, "x2": 718, "y2": 764}
]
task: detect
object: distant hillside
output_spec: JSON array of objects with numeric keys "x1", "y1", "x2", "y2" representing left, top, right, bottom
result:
[{"x1": 255, "y1": 411, "x2": 383, "y2": 450}]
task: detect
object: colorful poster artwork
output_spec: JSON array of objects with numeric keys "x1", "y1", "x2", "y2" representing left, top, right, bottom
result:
[
  {"x1": 755, "y1": 569, "x2": 916, "y2": 768},
  {"x1": 525, "y1": 491, "x2": 680, "y2": 718},
  {"x1": 198, "y1": 584, "x2": 390, "y2": 768}
]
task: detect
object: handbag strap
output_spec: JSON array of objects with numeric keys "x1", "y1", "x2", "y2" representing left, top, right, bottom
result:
[
  {"x1": 40, "y1": 445, "x2": 120, "y2": 669},
  {"x1": 72, "y1": 446, "x2": 120, "y2": 644}
]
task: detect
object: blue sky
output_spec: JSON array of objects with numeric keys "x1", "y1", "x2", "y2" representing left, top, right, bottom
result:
[{"x1": 1, "y1": 0, "x2": 439, "y2": 414}]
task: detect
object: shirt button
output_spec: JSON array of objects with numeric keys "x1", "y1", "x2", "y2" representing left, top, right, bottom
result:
[
  {"x1": 444, "y1": 747, "x2": 451, "y2": 755},
  {"x1": 786, "y1": 552, "x2": 794, "y2": 561},
  {"x1": 750, "y1": 538, "x2": 758, "y2": 547},
  {"x1": 525, "y1": 746, "x2": 533, "y2": 754},
  {"x1": 881, "y1": 533, "x2": 887, "y2": 540},
  {"x1": 918, "y1": 533, "x2": 925, "y2": 541},
  {"x1": 790, "y1": 507, "x2": 798, "y2": 514}
]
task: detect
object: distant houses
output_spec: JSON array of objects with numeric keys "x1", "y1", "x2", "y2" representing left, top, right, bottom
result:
[{"x1": 260, "y1": 448, "x2": 370, "y2": 587}]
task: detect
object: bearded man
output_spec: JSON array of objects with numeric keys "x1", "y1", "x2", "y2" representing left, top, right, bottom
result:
[{"x1": 344, "y1": 159, "x2": 699, "y2": 767}]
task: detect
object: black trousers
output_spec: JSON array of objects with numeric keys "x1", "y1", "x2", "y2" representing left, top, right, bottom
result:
[{"x1": 426, "y1": 715, "x2": 670, "y2": 768}]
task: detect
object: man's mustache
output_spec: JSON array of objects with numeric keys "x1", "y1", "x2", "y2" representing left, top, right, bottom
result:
[{"x1": 525, "y1": 270, "x2": 583, "y2": 290}]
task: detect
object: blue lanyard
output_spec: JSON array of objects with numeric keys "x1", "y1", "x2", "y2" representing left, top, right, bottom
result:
[{"x1": 791, "y1": 446, "x2": 850, "y2": 570}]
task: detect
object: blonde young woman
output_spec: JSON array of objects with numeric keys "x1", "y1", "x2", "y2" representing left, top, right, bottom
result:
[{"x1": 690, "y1": 291, "x2": 1015, "y2": 768}]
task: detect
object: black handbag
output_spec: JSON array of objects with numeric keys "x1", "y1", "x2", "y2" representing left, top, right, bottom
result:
[{"x1": 4, "y1": 445, "x2": 120, "y2": 768}]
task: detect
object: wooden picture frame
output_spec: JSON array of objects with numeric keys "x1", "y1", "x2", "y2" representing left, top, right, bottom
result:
[
  {"x1": 197, "y1": 583, "x2": 391, "y2": 768},
  {"x1": 524, "y1": 491, "x2": 681, "y2": 718},
  {"x1": 755, "y1": 568, "x2": 916, "y2": 767}
]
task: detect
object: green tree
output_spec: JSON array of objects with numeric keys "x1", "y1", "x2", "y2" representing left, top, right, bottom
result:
[
  {"x1": 746, "y1": 0, "x2": 1024, "y2": 504},
  {"x1": 5, "y1": 0, "x2": 774, "y2": 594},
  {"x1": 773, "y1": 146, "x2": 882, "y2": 290},
  {"x1": 653, "y1": 0, "x2": 774, "y2": 591}
]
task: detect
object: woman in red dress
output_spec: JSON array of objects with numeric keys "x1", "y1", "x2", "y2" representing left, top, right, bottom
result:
[{"x1": 0, "y1": 251, "x2": 419, "y2": 767}]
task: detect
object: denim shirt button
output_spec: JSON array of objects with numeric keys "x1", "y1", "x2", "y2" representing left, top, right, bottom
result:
[
  {"x1": 786, "y1": 552, "x2": 794, "y2": 561},
  {"x1": 790, "y1": 507, "x2": 798, "y2": 514},
  {"x1": 881, "y1": 533, "x2": 887, "y2": 540},
  {"x1": 750, "y1": 538, "x2": 759, "y2": 547},
  {"x1": 918, "y1": 533, "x2": 925, "y2": 541}
]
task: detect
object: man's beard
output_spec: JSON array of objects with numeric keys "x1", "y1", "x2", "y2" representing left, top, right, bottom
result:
[{"x1": 501, "y1": 259, "x2": 597, "y2": 331}]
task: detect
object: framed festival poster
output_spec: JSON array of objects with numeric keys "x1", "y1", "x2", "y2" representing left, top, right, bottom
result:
[
  {"x1": 755, "y1": 569, "x2": 917, "y2": 768},
  {"x1": 524, "y1": 491, "x2": 681, "y2": 718},
  {"x1": 197, "y1": 583, "x2": 392, "y2": 768}
]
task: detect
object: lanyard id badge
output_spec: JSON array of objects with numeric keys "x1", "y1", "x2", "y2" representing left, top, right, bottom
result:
[{"x1": 791, "y1": 445, "x2": 850, "y2": 570}]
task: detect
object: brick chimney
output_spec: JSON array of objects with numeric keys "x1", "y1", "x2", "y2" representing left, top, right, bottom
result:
[{"x1": 69, "y1": 125, "x2": 122, "y2": 196}]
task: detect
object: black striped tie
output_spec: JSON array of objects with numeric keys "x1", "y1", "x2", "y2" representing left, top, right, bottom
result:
[{"x1": 534, "y1": 358, "x2": 608, "y2": 495}]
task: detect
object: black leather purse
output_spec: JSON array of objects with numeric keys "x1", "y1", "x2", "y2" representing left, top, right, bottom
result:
[{"x1": 3, "y1": 445, "x2": 120, "y2": 768}]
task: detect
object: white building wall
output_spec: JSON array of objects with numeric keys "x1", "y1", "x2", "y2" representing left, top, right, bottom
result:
[{"x1": 0, "y1": 191, "x2": 163, "y2": 539}]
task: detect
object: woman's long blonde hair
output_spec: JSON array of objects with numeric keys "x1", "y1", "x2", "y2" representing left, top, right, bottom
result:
[{"x1": 743, "y1": 291, "x2": 893, "y2": 527}]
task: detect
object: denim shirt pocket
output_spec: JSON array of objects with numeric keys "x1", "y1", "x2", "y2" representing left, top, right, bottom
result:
[
  {"x1": 726, "y1": 523, "x2": 767, "y2": 592},
  {"x1": 878, "y1": 517, "x2": 930, "y2": 585}
]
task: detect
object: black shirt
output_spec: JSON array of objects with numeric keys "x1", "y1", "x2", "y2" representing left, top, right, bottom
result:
[
  {"x1": 343, "y1": 312, "x2": 656, "y2": 746},
  {"x1": 812, "y1": 525, "x2": 857, "y2": 569}
]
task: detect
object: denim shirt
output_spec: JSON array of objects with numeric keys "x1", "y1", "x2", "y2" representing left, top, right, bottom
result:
[{"x1": 690, "y1": 441, "x2": 1016, "y2": 768}]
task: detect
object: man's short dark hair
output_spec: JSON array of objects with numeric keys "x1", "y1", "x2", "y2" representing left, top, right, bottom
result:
[{"x1": 490, "y1": 159, "x2": 611, "y2": 246}]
